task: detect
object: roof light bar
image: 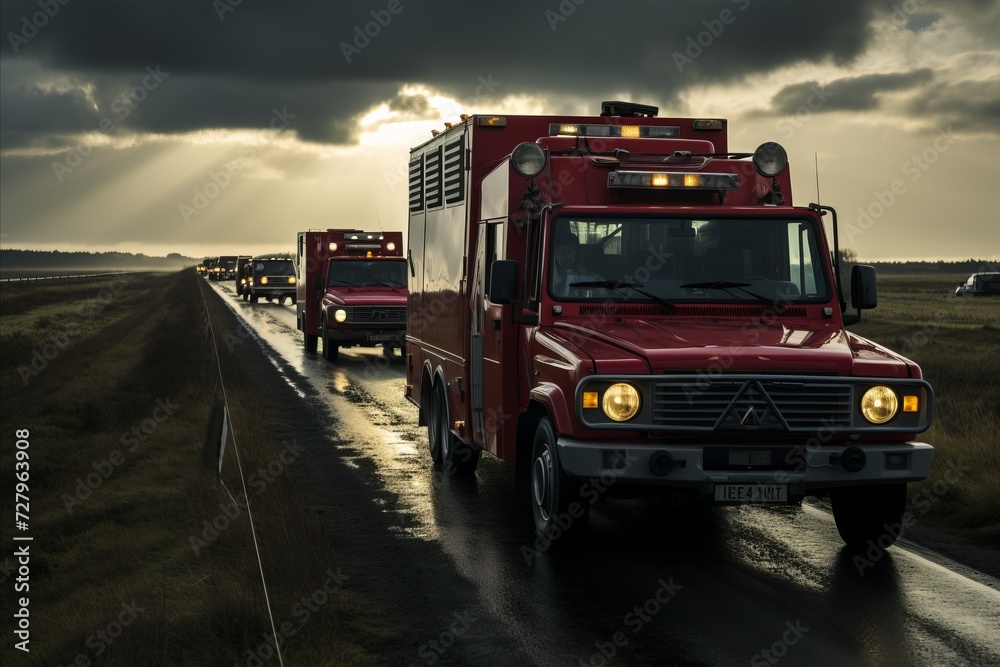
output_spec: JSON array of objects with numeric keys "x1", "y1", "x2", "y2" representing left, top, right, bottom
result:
[
  {"x1": 608, "y1": 170, "x2": 739, "y2": 190},
  {"x1": 549, "y1": 123, "x2": 680, "y2": 139}
]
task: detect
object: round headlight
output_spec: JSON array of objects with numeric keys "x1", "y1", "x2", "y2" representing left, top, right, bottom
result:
[
  {"x1": 334, "y1": 309, "x2": 347, "y2": 323},
  {"x1": 602, "y1": 383, "x2": 641, "y2": 422},
  {"x1": 386, "y1": 242, "x2": 396, "y2": 252},
  {"x1": 753, "y1": 142, "x2": 788, "y2": 177},
  {"x1": 860, "y1": 386, "x2": 898, "y2": 424},
  {"x1": 288, "y1": 275, "x2": 296, "y2": 285},
  {"x1": 260, "y1": 276, "x2": 268, "y2": 285},
  {"x1": 511, "y1": 142, "x2": 546, "y2": 178},
  {"x1": 329, "y1": 242, "x2": 338, "y2": 252}
]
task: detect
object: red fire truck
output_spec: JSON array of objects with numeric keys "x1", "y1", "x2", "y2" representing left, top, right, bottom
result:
[
  {"x1": 295, "y1": 229, "x2": 407, "y2": 362},
  {"x1": 405, "y1": 101, "x2": 934, "y2": 549}
]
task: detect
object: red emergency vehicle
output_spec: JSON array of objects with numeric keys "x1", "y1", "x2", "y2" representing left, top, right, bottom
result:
[
  {"x1": 405, "y1": 101, "x2": 934, "y2": 549},
  {"x1": 295, "y1": 229, "x2": 407, "y2": 362}
]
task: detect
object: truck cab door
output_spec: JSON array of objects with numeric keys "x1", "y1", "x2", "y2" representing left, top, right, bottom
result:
[{"x1": 471, "y1": 220, "x2": 510, "y2": 456}]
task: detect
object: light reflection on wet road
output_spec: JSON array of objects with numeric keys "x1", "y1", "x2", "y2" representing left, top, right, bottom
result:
[{"x1": 210, "y1": 281, "x2": 1000, "y2": 666}]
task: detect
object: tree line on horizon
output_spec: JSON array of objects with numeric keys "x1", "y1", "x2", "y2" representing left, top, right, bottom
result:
[{"x1": 0, "y1": 249, "x2": 195, "y2": 270}]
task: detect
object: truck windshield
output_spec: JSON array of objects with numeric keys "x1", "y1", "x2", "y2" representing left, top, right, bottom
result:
[
  {"x1": 549, "y1": 217, "x2": 830, "y2": 304},
  {"x1": 255, "y1": 260, "x2": 294, "y2": 275},
  {"x1": 327, "y1": 259, "x2": 407, "y2": 288}
]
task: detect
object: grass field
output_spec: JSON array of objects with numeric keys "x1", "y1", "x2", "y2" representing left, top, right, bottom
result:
[
  {"x1": 850, "y1": 272, "x2": 1000, "y2": 542},
  {"x1": 0, "y1": 273, "x2": 388, "y2": 665}
]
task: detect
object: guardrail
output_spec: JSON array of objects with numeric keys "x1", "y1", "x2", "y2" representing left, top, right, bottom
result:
[{"x1": 0, "y1": 270, "x2": 150, "y2": 285}]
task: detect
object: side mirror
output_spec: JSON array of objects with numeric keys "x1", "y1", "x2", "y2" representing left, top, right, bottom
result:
[
  {"x1": 488, "y1": 260, "x2": 518, "y2": 304},
  {"x1": 851, "y1": 264, "x2": 877, "y2": 310}
]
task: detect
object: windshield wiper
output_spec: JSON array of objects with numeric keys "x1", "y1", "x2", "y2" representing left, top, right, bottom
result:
[
  {"x1": 569, "y1": 280, "x2": 675, "y2": 308},
  {"x1": 679, "y1": 280, "x2": 776, "y2": 304}
]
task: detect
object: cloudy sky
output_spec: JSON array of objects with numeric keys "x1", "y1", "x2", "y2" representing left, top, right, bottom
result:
[{"x1": 1, "y1": 0, "x2": 998, "y2": 261}]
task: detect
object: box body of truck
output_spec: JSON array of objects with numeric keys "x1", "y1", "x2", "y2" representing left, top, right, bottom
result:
[{"x1": 405, "y1": 104, "x2": 934, "y2": 548}]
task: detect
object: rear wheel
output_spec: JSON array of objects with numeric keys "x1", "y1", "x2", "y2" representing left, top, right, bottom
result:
[
  {"x1": 437, "y1": 384, "x2": 479, "y2": 476},
  {"x1": 426, "y1": 382, "x2": 444, "y2": 465},
  {"x1": 321, "y1": 318, "x2": 338, "y2": 362},
  {"x1": 831, "y1": 483, "x2": 907, "y2": 550},
  {"x1": 530, "y1": 417, "x2": 588, "y2": 543}
]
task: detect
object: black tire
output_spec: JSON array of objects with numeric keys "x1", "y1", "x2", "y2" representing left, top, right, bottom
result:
[
  {"x1": 426, "y1": 382, "x2": 444, "y2": 465},
  {"x1": 437, "y1": 384, "x2": 480, "y2": 476},
  {"x1": 321, "y1": 319, "x2": 338, "y2": 362},
  {"x1": 530, "y1": 417, "x2": 588, "y2": 542},
  {"x1": 303, "y1": 324, "x2": 318, "y2": 354},
  {"x1": 290, "y1": 295, "x2": 297, "y2": 305},
  {"x1": 831, "y1": 483, "x2": 907, "y2": 550}
]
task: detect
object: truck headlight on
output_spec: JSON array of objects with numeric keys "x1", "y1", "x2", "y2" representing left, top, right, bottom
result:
[
  {"x1": 334, "y1": 309, "x2": 347, "y2": 323},
  {"x1": 260, "y1": 277, "x2": 268, "y2": 285},
  {"x1": 860, "y1": 386, "x2": 898, "y2": 424},
  {"x1": 288, "y1": 275, "x2": 296, "y2": 285},
  {"x1": 602, "y1": 383, "x2": 641, "y2": 422}
]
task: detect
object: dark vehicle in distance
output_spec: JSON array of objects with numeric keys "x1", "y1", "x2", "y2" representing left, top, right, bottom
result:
[
  {"x1": 235, "y1": 256, "x2": 253, "y2": 296},
  {"x1": 245, "y1": 257, "x2": 297, "y2": 304},
  {"x1": 955, "y1": 272, "x2": 1000, "y2": 296}
]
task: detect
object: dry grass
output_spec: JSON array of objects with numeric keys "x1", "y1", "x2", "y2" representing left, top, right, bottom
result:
[
  {"x1": 851, "y1": 273, "x2": 1000, "y2": 542},
  {"x1": 0, "y1": 272, "x2": 389, "y2": 665}
]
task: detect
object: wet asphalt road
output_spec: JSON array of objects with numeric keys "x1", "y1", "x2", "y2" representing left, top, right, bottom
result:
[{"x1": 209, "y1": 281, "x2": 1000, "y2": 667}]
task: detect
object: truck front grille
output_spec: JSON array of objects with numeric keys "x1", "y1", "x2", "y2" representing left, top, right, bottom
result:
[
  {"x1": 345, "y1": 306, "x2": 406, "y2": 324},
  {"x1": 652, "y1": 378, "x2": 852, "y2": 431}
]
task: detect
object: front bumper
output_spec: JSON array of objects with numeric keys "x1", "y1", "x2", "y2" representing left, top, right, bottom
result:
[
  {"x1": 326, "y1": 326, "x2": 405, "y2": 347},
  {"x1": 556, "y1": 437, "x2": 934, "y2": 498}
]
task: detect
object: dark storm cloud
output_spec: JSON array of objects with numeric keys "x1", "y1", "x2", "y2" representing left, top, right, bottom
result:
[
  {"x1": 770, "y1": 70, "x2": 935, "y2": 114},
  {"x1": 906, "y1": 77, "x2": 1000, "y2": 134},
  {"x1": 1, "y1": 0, "x2": 880, "y2": 144}
]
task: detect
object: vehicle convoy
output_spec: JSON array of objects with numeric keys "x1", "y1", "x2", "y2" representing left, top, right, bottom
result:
[
  {"x1": 211, "y1": 255, "x2": 238, "y2": 281},
  {"x1": 404, "y1": 101, "x2": 934, "y2": 549},
  {"x1": 244, "y1": 255, "x2": 297, "y2": 304},
  {"x1": 295, "y1": 229, "x2": 408, "y2": 362}
]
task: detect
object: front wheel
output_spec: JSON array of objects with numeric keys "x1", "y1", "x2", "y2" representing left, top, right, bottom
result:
[
  {"x1": 321, "y1": 319, "x2": 338, "y2": 362},
  {"x1": 530, "y1": 418, "x2": 588, "y2": 543},
  {"x1": 831, "y1": 483, "x2": 907, "y2": 550}
]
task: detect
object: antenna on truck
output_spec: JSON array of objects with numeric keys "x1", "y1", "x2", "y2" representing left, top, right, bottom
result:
[
  {"x1": 814, "y1": 152, "x2": 821, "y2": 205},
  {"x1": 374, "y1": 207, "x2": 384, "y2": 235}
]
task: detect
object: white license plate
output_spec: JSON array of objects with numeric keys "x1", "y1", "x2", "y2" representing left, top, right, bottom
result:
[{"x1": 714, "y1": 484, "x2": 788, "y2": 503}]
